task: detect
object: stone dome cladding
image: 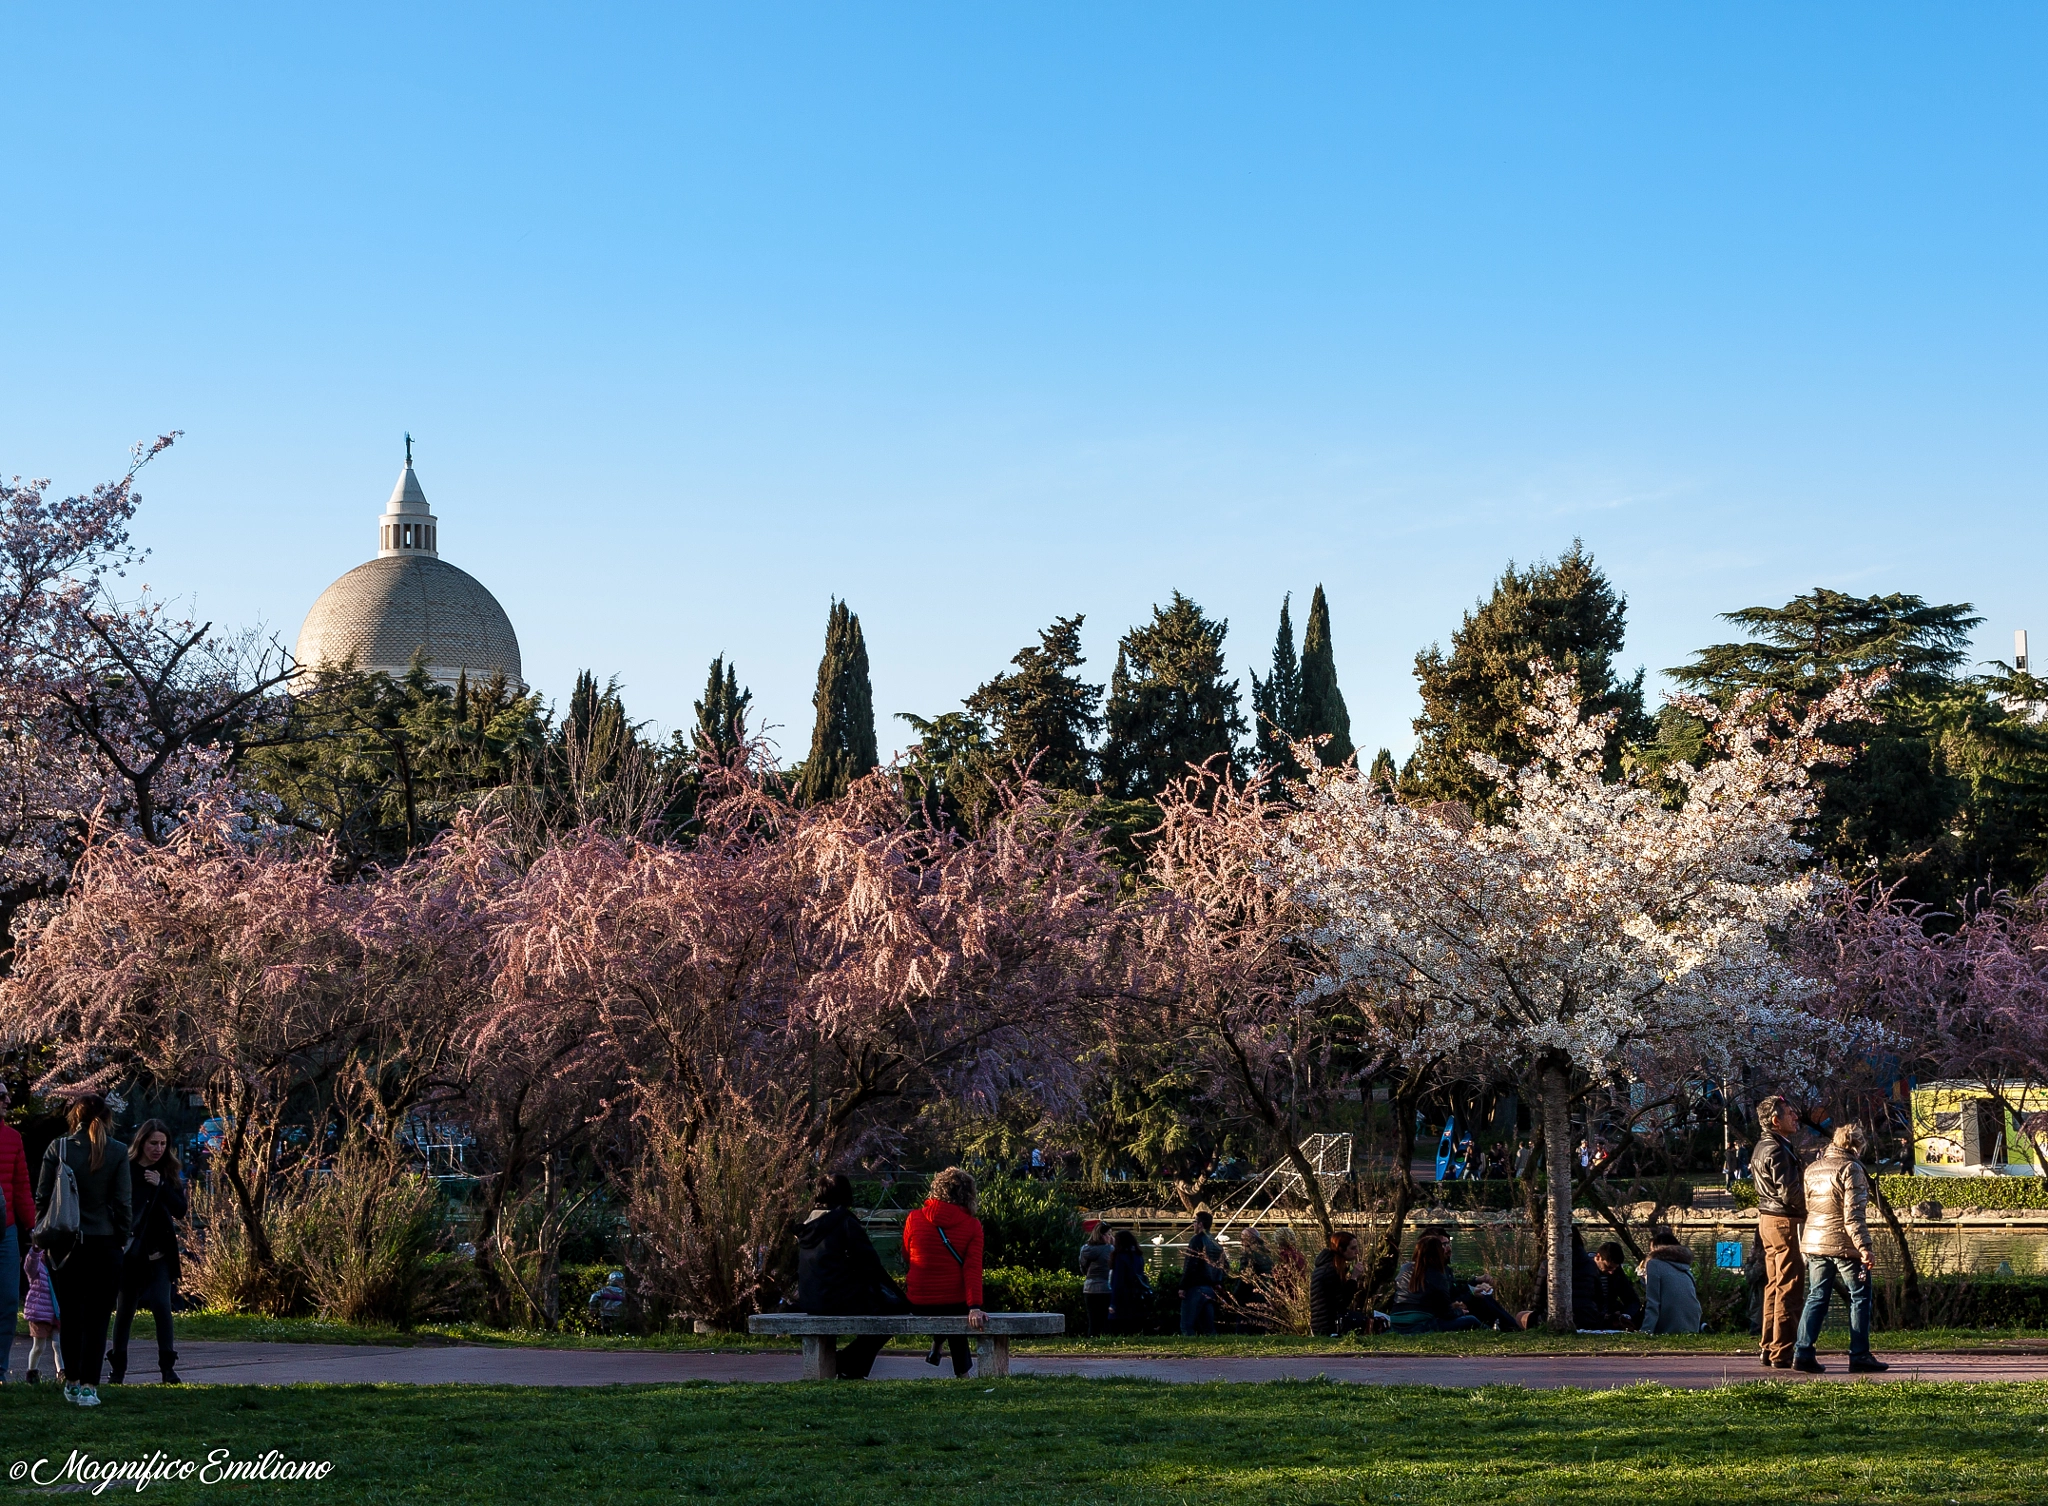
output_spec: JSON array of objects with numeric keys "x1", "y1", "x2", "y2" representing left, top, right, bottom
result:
[{"x1": 296, "y1": 554, "x2": 523, "y2": 688}]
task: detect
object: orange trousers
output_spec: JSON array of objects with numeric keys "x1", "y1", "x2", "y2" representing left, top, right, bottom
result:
[{"x1": 1758, "y1": 1213, "x2": 1804, "y2": 1365}]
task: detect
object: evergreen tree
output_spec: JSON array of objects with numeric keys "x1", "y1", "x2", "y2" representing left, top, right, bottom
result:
[
  {"x1": 1670, "y1": 590, "x2": 1977, "y2": 703},
  {"x1": 1663, "y1": 589, "x2": 2048, "y2": 905},
  {"x1": 1368, "y1": 748, "x2": 1397, "y2": 790},
  {"x1": 1404, "y1": 541, "x2": 1650, "y2": 820},
  {"x1": 1249, "y1": 594, "x2": 1303, "y2": 774},
  {"x1": 1297, "y1": 584, "x2": 1354, "y2": 768},
  {"x1": 691, "y1": 654, "x2": 753, "y2": 760},
  {"x1": 249, "y1": 660, "x2": 545, "y2": 875},
  {"x1": 963, "y1": 614, "x2": 1102, "y2": 791},
  {"x1": 798, "y1": 599, "x2": 878, "y2": 805},
  {"x1": 1099, "y1": 592, "x2": 1249, "y2": 799}
]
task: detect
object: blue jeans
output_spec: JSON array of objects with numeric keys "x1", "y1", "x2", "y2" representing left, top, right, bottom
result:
[
  {"x1": 0, "y1": 1225, "x2": 17, "y2": 1380},
  {"x1": 1795, "y1": 1254, "x2": 1872, "y2": 1358},
  {"x1": 1180, "y1": 1286, "x2": 1218, "y2": 1336}
]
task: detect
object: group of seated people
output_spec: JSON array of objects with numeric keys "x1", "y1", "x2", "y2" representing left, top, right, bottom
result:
[{"x1": 1306, "y1": 1222, "x2": 1706, "y2": 1337}]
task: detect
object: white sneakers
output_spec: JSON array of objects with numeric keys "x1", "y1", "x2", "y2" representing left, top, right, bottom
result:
[{"x1": 61, "y1": 1383, "x2": 100, "y2": 1407}]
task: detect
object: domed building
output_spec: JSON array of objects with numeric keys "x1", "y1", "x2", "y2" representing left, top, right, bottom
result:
[{"x1": 295, "y1": 446, "x2": 524, "y2": 692}]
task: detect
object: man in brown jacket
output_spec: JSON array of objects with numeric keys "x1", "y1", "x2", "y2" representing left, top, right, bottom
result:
[
  {"x1": 1793, "y1": 1123, "x2": 1889, "y2": 1373},
  {"x1": 1750, "y1": 1095, "x2": 1806, "y2": 1368}
]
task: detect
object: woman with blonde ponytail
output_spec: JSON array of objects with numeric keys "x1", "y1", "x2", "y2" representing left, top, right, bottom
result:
[{"x1": 36, "y1": 1096, "x2": 131, "y2": 1407}]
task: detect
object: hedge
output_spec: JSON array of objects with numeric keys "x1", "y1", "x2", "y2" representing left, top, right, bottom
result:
[{"x1": 1730, "y1": 1176, "x2": 2048, "y2": 1213}]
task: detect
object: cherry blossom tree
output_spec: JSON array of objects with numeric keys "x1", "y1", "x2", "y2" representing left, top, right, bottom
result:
[
  {"x1": 1275, "y1": 667, "x2": 1866, "y2": 1329},
  {"x1": 0, "y1": 436, "x2": 293, "y2": 961},
  {"x1": 0, "y1": 438, "x2": 168, "y2": 941},
  {"x1": 500, "y1": 760, "x2": 1131, "y2": 1326},
  {"x1": 1811, "y1": 881, "x2": 2048, "y2": 1172}
]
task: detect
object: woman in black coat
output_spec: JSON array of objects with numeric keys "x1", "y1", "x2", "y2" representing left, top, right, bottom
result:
[
  {"x1": 1107, "y1": 1228, "x2": 1152, "y2": 1334},
  {"x1": 1308, "y1": 1232, "x2": 1364, "y2": 1336},
  {"x1": 792, "y1": 1174, "x2": 901, "y2": 1379},
  {"x1": 110, "y1": 1119, "x2": 186, "y2": 1385},
  {"x1": 36, "y1": 1095, "x2": 131, "y2": 1406}
]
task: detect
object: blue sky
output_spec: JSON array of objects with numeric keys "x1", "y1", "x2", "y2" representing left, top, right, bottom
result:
[{"x1": 4, "y1": 7, "x2": 2044, "y2": 761}]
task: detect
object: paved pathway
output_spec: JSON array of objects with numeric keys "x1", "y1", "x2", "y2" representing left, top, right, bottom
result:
[{"x1": 101, "y1": 1343, "x2": 2048, "y2": 1390}]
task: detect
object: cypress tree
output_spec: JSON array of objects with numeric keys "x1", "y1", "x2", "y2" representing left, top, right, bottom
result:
[
  {"x1": 798, "y1": 600, "x2": 878, "y2": 805},
  {"x1": 1368, "y1": 747, "x2": 1397, "y2": 790},
  {"x1": 1099, "y1": 592, "x2": 1249, "y2": 798},
  {"x1": 1297, "y1": 584, "x2": 1354, "y2": 768},
  {"x1": 963, "y1": 614, "x2": 1102, "y2": 791},
  {"x1": 1404, "y1": 541, "x2": 1649, "y2": 821},
  {"x1": 691, "y1": 654, "x2": 753, "y2": 760},
  {"x1": 1249, "y1": 594, "x2": 1303, "y2": 774}
]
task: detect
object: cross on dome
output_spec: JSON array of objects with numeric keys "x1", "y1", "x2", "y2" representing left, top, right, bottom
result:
[{"x1": 378, "y1": 439, "x2": 438, "y2": 558}]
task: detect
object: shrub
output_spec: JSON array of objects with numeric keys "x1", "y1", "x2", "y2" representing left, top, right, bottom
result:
[
  {"x1": 184, "y1": 1182, "x2": 306, "y2": 1318},
  {"x1": 982, "y1": 1266, "x2": 1084, "y2": 1326},
  {"x1": 289, "y1": 1149, "x2": 472, "y2": 1328},
  {"x1": 185, "y1": 1148, "x2": 473, "y2": 1328},
  {"x1": 1732, "y1": 1175, "x2": 2048, "y2": 1213},
  {"x1": 975, "y1": 1176, "x2": 1083, "y2": 1271},
  {"x1": 1222, "y1": 1242, "x2": 1313, "y2": 1334}
]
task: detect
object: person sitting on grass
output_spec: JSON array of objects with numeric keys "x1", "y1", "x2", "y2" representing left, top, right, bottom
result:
[
  {"x1": 1309, "y1": 1230, "x2": 1372, "y2": 1336},
  {"x1": 1389, "y1": 1233, "x2": 1485, "y2": 1333},
  {"x1": 1527, "y1": 1225, "x2": 1608, "y2": 1330},
  {"x1": 1395, "y1": 1228, "x2": 1520, "y2": 1331},
  {"x1": 1638, "y1": 1226, "x2": 1704, "y2": 1335},
  {"x1": 1236, "y1": 1227, "x2": 1275, "y2": 1279},
  {"x1": 1593, "y1": 1240, "x2": 1644, "y2": 1330}
]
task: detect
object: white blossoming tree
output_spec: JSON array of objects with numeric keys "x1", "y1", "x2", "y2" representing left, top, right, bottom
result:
[{"x1": 1277, "y1": 665, "x2": 1867, "y2": 1329}]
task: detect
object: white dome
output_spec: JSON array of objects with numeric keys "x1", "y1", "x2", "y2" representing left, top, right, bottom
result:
[{"x1": 294, "y1": 455, "x2": 524, "y2": 691}]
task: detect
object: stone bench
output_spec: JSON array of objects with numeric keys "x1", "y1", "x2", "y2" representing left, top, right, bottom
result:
[{"x1": 746, "y1": 1312, "x2": 1064, "y2": 1378}]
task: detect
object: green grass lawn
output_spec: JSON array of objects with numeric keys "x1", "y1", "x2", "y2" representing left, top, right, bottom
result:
[
  {"x1": 0, "y1": 1378, "x2": 2041, "y2": 1503},
  {"x1": 171, "y1": 1309, "x2": 2048, "y2": 1357}
]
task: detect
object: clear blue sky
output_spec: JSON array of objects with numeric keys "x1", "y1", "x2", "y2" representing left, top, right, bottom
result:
[{"x1": 5, "y1": 7, "x2": 2044, "y2": 761}]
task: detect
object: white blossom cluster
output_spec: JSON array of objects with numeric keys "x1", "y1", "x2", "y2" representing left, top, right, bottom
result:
[{"x1": 1276, "y1": 666, "x2": 1874, "y2": 1094}]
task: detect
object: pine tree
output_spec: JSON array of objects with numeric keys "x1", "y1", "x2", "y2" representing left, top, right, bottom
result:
[
  {"x1": 963, "y1": 614, "x2": 1102, "y2": 791},
  {"x1": 1368, "y1": 748, "x2": 1397, "y2": 790},
  {"x1": 798, "y1": 599, "x2": 878, "y2": 805},
  {"x1": 1099, "y1": 593, "x2": 1249, "y2": 799},
  {"x1": 1404, "y1": 541, "x2": 1650, "y2": 820},
  {"x1": 1666, "y1": 589, "x2": 2004, "y2": 903},
  {"x1": 1249, "y1": 594, "x2": 1303, "y2": 774},
  {"x1": 691, "y1": 654, "x2": 753, "y2": 760},
  {"x1": 1297, "y1": 584, "x2": 1354, "y2": 768}
]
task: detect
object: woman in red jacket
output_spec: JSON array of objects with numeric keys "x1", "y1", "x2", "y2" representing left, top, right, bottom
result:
[
  {"x1": 0, "y1": 1080, "x2": 37, "y2": 1386},
  {"x1": 901, "y1": 1166, "x2": 986, "y2": 1377}
]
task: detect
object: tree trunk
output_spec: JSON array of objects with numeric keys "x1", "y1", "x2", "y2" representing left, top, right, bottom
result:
[
  {"x1": 1358, "y1": 1089, "x2": 1421, "y2": 1295},
  {"x1": 1871, "y1": 1180, "x2": 1923, "y2": 1328},
  {"x1": 1281, "y1": 1134, "x2": 1338, "y2": 1247},
  {"x1": 1540, "y1": 1061, "x2": 1575, "y2": 1333}
]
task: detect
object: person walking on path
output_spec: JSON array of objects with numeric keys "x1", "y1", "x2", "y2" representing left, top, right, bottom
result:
[
  {"x1": 902, "y1": 1166, "x2": 985, "y2": 1377},
  {"x1": 1179, "y1": 1211, "x2": 1226, "y2": 1336},
  {"x1": 1107, "y1": 1228, "x2": 1151, "y2": 1335},
  {"x1": 1751, "y1": 1094, "x2": 1807, "y2": 1368},
  {"x1": 20, "y1": 1246, "x2": 60, "y2": 1383},
  {"x1": 1638, "y1": 1228, "x2": 1704, "y2": 1334},
  {"x1": 793, "y1": 1173, "x2": 903, "y2": 1380},
  {"x1": 1077, "y1": 1224, "x2": 1114, "y2": 1337},
  {"x1": 1794, "y1": 1123, "x2": 1889, "y2": 1374},
  {"x1": 36, "y1": 1095, "x2": 130, "y2": 1407},
  {"x1": 110, "y1": 1120, "x2": 186, "y2": 1385},
  {"x1": 0, "y1": 1080, "x2": 36, "y2": 1384}
]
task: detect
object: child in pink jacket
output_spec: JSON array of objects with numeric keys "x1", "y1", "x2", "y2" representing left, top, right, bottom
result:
[{"x1": 21, "y1": 1246, "x2": 60, "y2": 1384}]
